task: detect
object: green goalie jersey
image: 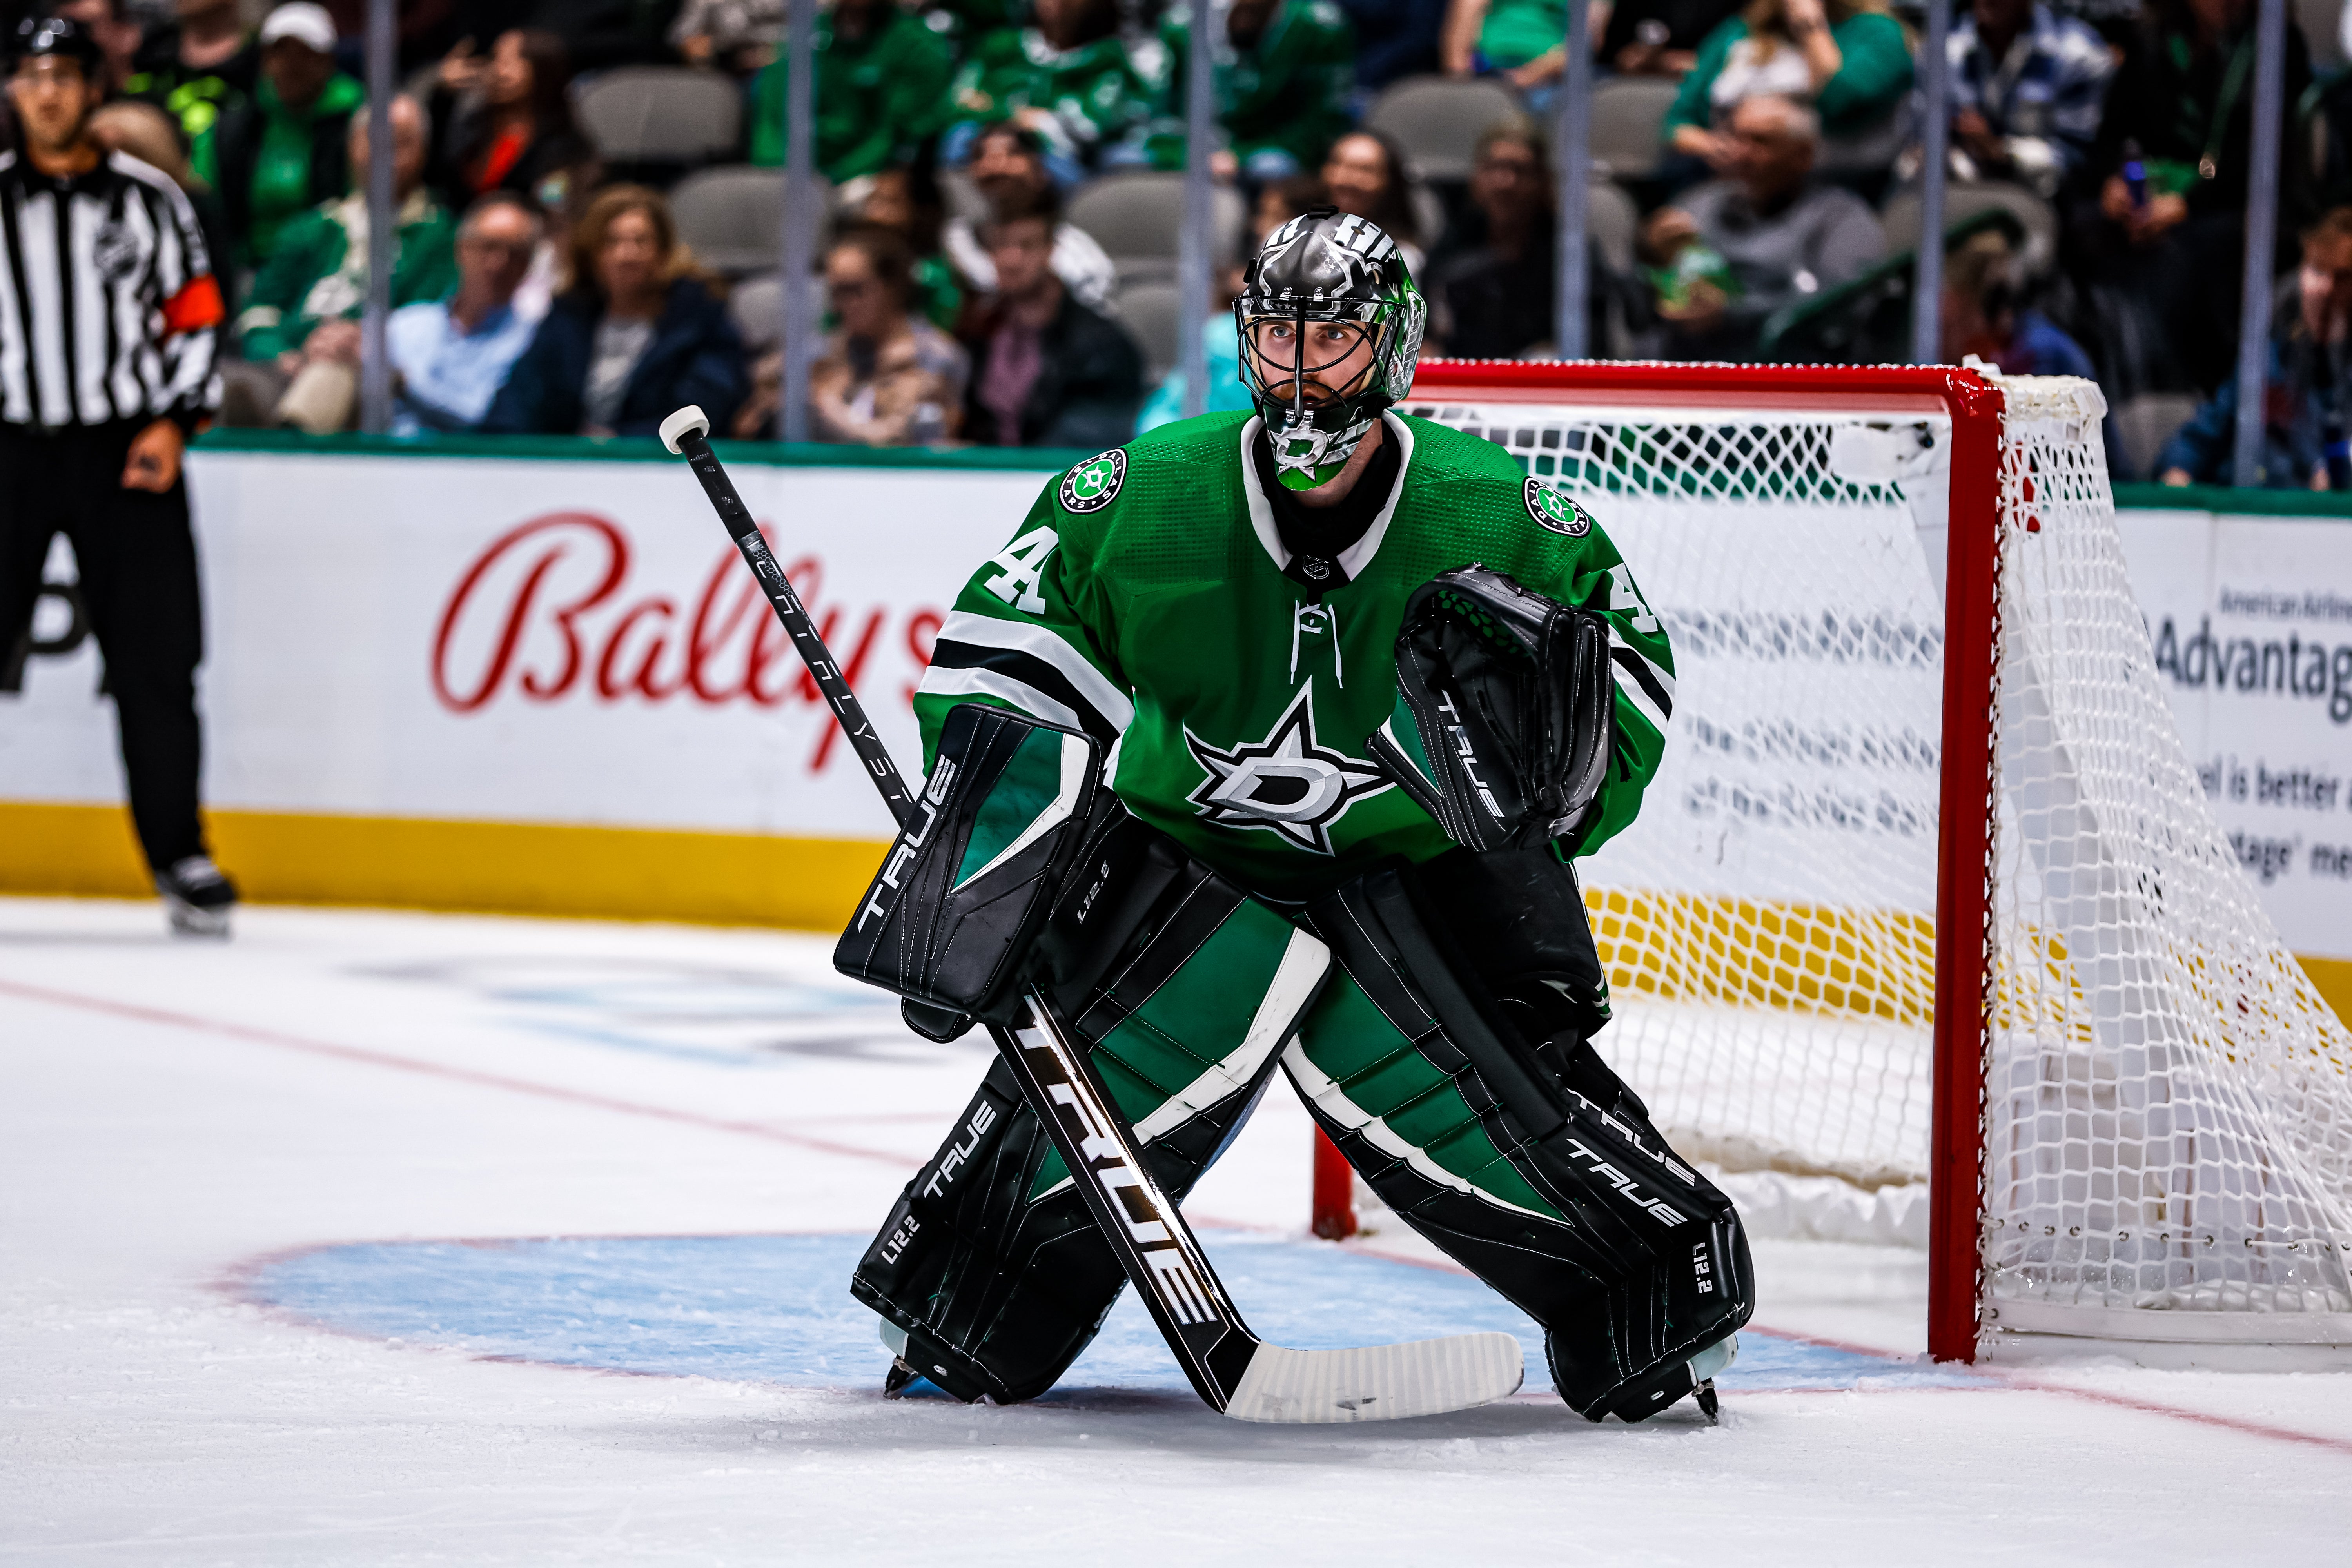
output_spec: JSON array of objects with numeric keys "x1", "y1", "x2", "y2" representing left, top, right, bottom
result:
[{"x1": 913, "y1": 410, "x2": 1675, "y2": 902}]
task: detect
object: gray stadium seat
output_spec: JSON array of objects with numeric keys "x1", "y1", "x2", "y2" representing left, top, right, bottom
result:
[
  {"x1": 1365, "y1": 76, "x2": 1526, "y2": 182},
  {"x1": 1105, "y1": 280, "x2": 1184, "y2": 382},
  {"x1": 670, "y1": 165, "x2": 836, "y2": 277},
  {"x1": 1880, "y1": 181, "x2": 2060, "y2": 279},
  {"x1": 574, "y1": 67, "x2": 742, "y2": 165},
  {"x1": 2111, "y1": 392, "x2": 2202, "y2": 483},
  {"x1": 1588, "y1": 76, "x2": 1679, "y2": 180},
  {"x1": 1065, "y1": 173, "x2": 1245, "y2": 285},
  {"x1": 1584, "y1": 178, "x2": 1638, "y2": 277},
  {"x1": 728, "y1": 271, "x2": 784, "y2": 353}
]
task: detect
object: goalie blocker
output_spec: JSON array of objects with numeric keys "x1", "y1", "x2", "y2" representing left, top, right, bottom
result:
[{"x1": 845, "y1": 693, "x2": 1749, "y2": 1421}]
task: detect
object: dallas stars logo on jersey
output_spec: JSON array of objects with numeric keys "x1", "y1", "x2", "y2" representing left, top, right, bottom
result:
[
  {"x1": 1059, "y1": 450, "x2": 1126, "y2": 514},
  {"x1": 1524, "y1": 478, "x2": 1593, "y2": 537},
  {"x1": 1183, "y1": 683, "x2": 1390, "y2": 855}
]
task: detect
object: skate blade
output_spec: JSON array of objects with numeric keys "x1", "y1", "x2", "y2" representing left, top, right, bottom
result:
[
  {"x1": 1222, "y1": 1331, "x2": 1524, "y2": 1423},
  {"x1": 163, "y1": 897, "x2": 231, "y2": 939}
]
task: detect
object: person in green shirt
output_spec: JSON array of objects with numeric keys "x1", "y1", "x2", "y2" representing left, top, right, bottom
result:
[
  {"x1": 234, "y1": 96, "x2": 459, "y2": 433},
  {"x1": 1664, "y1": 0, "x2": 1915, "y2": 160},
  {"x1": 1139, "y1": 0, "x2": 1356, "y2": 180},
  {"x1": 190, "y1": 4, "x2": 364, "y2": 276},
  {"x1": 1443, "y1": 0, "x2": 1574, "y2": 94},
  {"x1": 946, "y1": 0, "x2": 1160, "y2": 176},
  {"x1": 747, "y1": 0, "x2": 956, "y2": 183}
]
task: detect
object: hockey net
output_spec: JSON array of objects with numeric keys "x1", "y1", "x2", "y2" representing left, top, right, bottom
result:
[{"x1": 1335, "y1": 361, "x2": 2352, "y2": 1359}]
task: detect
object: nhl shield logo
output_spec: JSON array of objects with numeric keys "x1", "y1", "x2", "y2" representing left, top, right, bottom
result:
[
  {"x1": 1524, "y1": 478, "x2": 1594, "y2": 537},
  {"x1": 1059, "y1": 450, "x2": 1127, "y2": 514}
]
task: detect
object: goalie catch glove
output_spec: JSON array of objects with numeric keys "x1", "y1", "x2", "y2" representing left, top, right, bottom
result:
[{"x1": 1367, "y1": 565, "x2": 1614, "y2": 853}]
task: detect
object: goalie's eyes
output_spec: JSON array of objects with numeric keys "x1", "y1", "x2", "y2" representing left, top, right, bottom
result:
[{"x1": 1247, "y1": 320, "x2": 1367, "y2": 358}]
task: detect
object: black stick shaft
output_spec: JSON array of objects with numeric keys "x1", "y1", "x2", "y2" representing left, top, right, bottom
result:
[{"x1": 676, "y1": 430, "x2": 918, "y2": 831}]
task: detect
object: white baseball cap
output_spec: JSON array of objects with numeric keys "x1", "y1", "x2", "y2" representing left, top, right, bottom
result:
[{"x1": 258, "y1": 3, "x2": 339, "y2": 54}]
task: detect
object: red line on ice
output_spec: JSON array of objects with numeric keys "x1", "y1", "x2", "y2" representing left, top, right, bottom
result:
[{"x1": 0, "y1": 976, "x2": 917, "y2": 1170}]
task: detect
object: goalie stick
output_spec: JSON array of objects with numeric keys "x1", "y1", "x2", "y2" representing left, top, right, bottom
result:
[{"x1": 659, "y1": 405, "x2": 1524, "y2": 1423}]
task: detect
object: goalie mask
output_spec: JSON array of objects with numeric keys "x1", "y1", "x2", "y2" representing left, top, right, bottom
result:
[{"x1": 1236, "y1": 207, "x2": 1426, "y2": 491}]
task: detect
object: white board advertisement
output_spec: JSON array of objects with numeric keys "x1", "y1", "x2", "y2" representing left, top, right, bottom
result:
[
  {"x1": 6, "y1": 446, "x2": 2352, "y2": 962},
  {"x1": 2114, "y1": 507, "x2": 2352, "y2": 961},
  {"x1": 0, "y1": 448, "x2": 1052, "y2": 844}
]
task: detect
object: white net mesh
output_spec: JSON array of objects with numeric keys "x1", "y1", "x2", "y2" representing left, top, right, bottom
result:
[{"x1": 1399, "y1": 370, "x2": 2352, "y2": 1343}]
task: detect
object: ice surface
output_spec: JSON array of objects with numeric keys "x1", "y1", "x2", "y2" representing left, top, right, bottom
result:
[{"x1": 5, "y1": 897, "x2": 2349, "y2": 1565}]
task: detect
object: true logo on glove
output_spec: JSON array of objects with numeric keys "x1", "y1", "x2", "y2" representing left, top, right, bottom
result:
[
  {"x1": 1523, "y1": 478, "x2": 1593, "y2": 537},
  {"x1": 1059, "y1": 450, "x2": 1127, "y2": 514}
]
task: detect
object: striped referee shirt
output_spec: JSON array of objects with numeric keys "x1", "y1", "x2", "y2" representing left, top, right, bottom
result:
[{"x1": 0, "y1": 148, "x2": 223, "y2": 433}]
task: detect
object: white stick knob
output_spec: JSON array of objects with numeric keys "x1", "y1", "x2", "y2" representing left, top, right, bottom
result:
[{"x1": 660, "y1": 405, "x2": 711, "y2": 454}]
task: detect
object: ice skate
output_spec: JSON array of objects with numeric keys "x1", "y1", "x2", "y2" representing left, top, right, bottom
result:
[{"x1": 156, "y1": 856, "x2": 236, "y2": 938}]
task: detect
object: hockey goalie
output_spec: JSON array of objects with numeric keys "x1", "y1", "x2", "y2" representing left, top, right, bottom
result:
[{"x1": 838, "y1": 209, "x2": 1754, "y2": 1423}]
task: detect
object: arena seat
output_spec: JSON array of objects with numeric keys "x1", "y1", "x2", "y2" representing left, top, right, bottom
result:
[
  {"x1": 574, "y1": 67, "x2": 742, "y2": 166},
  {"x1": 1588, "y1": 76, "x2": 1679, "y2": 180},
  {"x1": 1364, "y1": 76, "x2": 1526, "y2": 183},
  {"x1": 1065, "y1": 172, "x2": 1245, "y2": 287}
]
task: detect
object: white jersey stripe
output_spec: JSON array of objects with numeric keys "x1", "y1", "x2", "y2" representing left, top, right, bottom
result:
[
  {"x1": 16, "y1": 189, "x2": 71, "y2": 427},
  {"x1": 915, "y1": 664, "x2": 1088, "y2": 735},
  {"x1": 0, "y1": 191, "x2": 28, "y2": 424},
  {"x1": 933, "y1": 610, "x2": 1136, "y2": 732},
  {"x1": 68, "y1": 193, "x2": 113, "y2": 421}
]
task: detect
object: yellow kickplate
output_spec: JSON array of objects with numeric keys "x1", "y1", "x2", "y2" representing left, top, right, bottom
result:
[{"x1": 0, "y1": 800, "x2": 886, "y2": 930}]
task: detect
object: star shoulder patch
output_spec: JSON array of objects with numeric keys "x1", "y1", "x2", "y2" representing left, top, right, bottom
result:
[
  {"x1": 1524, "y1": 477, "x2": 1594, "y2": 537},
  {"x1": 1059, "y1": 449, "x2": 1127, "y2": 514},
  {"x1": 1183, "y1": 683, "x2": 1390, "y2": 855}
]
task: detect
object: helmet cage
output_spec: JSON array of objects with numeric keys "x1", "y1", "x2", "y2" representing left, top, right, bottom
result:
[{"x1": 1234, "y1": 288, "x2": 1420, "y2": 490}]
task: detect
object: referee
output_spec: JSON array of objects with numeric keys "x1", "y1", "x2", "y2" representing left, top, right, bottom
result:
[{"x1": 0, "y1": 16, "x2": 234, "y2": 936}]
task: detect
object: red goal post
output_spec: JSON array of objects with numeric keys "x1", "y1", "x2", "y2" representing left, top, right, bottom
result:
[{"x1": 1304, "y1": 360, "x2": 2352, "y2": 1365}]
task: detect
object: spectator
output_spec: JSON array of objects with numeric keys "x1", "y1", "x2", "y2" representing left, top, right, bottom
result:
[
  {"x1": 1442, "y1": 0, "x2": 1573, "y2": 99},
  {"x1": 1427, "y1": 117, "x2": 1609, "y2": 359},
  {"x1": 942, "y1": 120, "x2": 1116, "y2": 308},
  {"x1": 427, "y1": 29, "x2": 594, "y2": 217},
  {"x1": 1644, "y1": 94, "x2": 1884, "y2": 357},
  {"x1": 386, "y1": 193, "x2": 543, "y2": 435},
  {"x1": 1138, "y1": 174, "x2": 1325, "y2": 432},
  {"x1": 799, "y1": 227, "x2": 970, "y2": 446},
  {"x1": 961, "y1": 187, "x2": 1143, "y2": 446},
  {"x1": 124, "y1": 0, "x2": 260, "y2": 148},
  {"x1": 1143, "y1": 0, "x2": 1356, "y2": 182},
  {"x1": 2084, "y1": 0, "x2": 2314, "y2": 395},
  {"x1": 1332, "y1": 0, "x2": 1448, "y2": 95},
  {"x1": 843, "y1": 162, "x2": 964, "y2": 330},
  {"x1": 949, "y1": 0, "x2": 1157, "y2": 177},
  {"x1": 49, "y1": 0, "x2": 142, "y2": 96},
  {"x1": 235, "y1": 95, "x2": 457, "y2": 433},
  {"x1": 1322, "y1": 128, "x2": 1426, "y2": 272},
  {"x1": 1664, "y1": 0, "x2": 1915, "y2": 171},
  {"x1": 1931, "y1": 0, "x2": 2112, "y2": 198},
  {"x1": 1941, "y1": 225, "x2": 2096, "y2": 375},
  {"x1": 748, "y1": 0, "x2": 953, "y2": 183},
  {"x1": 485, "y1": 185, "x2": 751, "y2": 438},
  {"x1": 1600, "y1": 0, "x2": 1746, "y2": 78},
  {"x1": 193, "y1": 3, "x2": 362, "y2": 274},
  {"x1": 2156, "y1": 207, "x2": 2352, "y2": 487},
  {"x1": 669, "y1": 0, "x2": 785, "y2": 74},
  {"x1": 89, "y1": 100, "x2": 234, "y2": 279}
]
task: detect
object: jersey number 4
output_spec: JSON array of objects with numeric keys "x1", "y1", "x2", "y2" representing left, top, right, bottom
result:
[{"x1": 982, "y1": 526, "x2": 1060, "y2": 616}]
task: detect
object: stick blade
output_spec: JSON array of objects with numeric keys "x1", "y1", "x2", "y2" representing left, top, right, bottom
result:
[{"x1": 1221, "y1": 1332, "x2": 1525, "y2": 1423}]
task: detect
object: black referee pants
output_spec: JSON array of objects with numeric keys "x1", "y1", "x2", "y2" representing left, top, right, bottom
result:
[{"x1": 0, "y1": 422, "x2": 209, "y2": 875}]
